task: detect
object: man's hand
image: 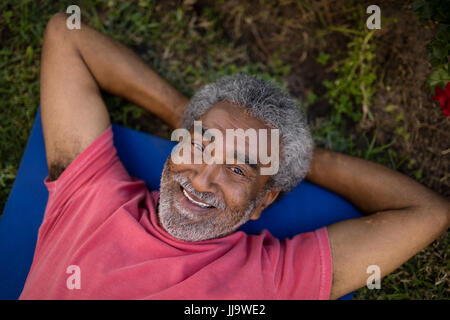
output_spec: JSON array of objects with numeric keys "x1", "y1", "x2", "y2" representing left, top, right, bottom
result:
[
  {"x1": 307, "y1": 147, "x2": 450, "y2": 299},
  {"x1": 41, "y1": 13, "x2": 188, "y2": 181}
]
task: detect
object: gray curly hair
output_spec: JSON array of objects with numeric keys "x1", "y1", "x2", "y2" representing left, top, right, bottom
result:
[{"x1": 181, "y1": 74, "x2": 313, "y2": 196}]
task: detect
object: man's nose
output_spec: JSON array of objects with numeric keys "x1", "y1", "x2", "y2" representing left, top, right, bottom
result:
[{"x1": 189, "y1": 163, "x2": 220, "y2": 194}]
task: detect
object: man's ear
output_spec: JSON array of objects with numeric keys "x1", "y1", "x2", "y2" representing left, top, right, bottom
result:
[{"x1": 249, "y1": 188, "x2": 281, "y2": 220}]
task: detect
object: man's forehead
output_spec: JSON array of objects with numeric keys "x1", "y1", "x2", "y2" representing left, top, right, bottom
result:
[
  {"x1": 196, "y1": 103, "x2": 274, "y2": 154},
  {"x1": 199, "y1": 101, "x2": 270, "y2": 131}
]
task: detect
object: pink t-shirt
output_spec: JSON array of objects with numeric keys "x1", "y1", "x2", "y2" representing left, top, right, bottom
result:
[{"x1": 19, "y1": 125, "x2": 332, "y2": 300}]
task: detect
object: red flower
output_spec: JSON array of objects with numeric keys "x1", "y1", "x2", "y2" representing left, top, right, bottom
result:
[{"x1": 432, "y1": 82, "x2": 450, "y2": 117}]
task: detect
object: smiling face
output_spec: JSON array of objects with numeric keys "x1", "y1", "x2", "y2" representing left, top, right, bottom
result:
[{"x1": 157, "y1": 101, "x2": 280, "y2": 241}]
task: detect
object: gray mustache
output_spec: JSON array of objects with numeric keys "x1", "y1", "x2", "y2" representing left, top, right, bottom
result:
[{"x1": 173, "y1": 173, "x2": 226, "y2": 210}]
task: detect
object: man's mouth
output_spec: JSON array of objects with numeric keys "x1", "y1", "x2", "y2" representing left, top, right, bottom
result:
[{"x1": 180, "y1": 185, "x2": 215, "y2": 209}]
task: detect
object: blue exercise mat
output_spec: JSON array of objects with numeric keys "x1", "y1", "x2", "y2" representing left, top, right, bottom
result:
[{"x1": 0, "y1": 106, "x2": 361, "y2": 300}]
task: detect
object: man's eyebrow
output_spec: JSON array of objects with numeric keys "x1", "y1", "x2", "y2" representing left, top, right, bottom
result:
[{"x1": 198, "y1": 126, "x2": 210, "y2": 140}]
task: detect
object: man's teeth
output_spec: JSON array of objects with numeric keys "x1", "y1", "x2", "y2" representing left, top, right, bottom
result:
[{"x1": 182, "y1": 188, "x2": 213, "y2": 208}]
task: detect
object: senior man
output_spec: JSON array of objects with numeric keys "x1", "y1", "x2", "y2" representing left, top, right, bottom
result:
[{"x1": 19, "y1": 13, "x2": 449, "y2": 300}]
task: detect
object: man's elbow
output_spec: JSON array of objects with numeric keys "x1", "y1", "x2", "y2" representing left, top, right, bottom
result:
[
  {"x1": 43, "y1": 13, "x2": 71, "y2": 45},
  {"x1": 423, "y1": 197, "x2": 450, "y2": 232},
  {"x1": 408, "y1": 185, "x2": 450, "y2": 227}
]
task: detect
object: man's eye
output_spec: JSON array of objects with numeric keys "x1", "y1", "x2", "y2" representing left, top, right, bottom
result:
[
  {"x1": 231, "y1": 167, "x2": 244, "y2": 176},
  {"x1": 192, "y1": 142, "x2": 203, "y2": 151}
]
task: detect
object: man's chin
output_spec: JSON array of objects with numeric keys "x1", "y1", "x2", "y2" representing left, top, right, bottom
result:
[
  {"x1": 157, "y1": 195, "x2": 237, "y2": 242},
  {"x1": 157, "y1": 192, "x2": 215, "y2": 242}
]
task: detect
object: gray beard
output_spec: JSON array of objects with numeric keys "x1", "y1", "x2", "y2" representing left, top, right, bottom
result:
[{"x1": 157, "y1": 159, "x2": 262, "y2": 242}]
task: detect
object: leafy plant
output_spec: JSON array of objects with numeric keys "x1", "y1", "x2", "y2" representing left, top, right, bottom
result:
[
  {"x1": 322, "y1": 30, "x2": 377, "y2": 124},
  {"x1": 413, "y1": 0, "x2": 450, "y2": 90},
  {"x1": 428, "y1": 60, "x2": 449, "y2": 90}
]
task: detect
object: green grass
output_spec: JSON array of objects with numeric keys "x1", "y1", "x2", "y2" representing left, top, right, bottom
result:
[{"x1": 0, "y1": 0, "x2": 448, "y2": 300}]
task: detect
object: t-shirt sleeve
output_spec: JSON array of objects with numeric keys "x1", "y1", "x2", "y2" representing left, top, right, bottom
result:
[
  {"x1": 273, "y1": 227, "x2": 333, "y2": 300},
  {"x1": 42, "y1": 125, "x2": 135, "y2": 222}
]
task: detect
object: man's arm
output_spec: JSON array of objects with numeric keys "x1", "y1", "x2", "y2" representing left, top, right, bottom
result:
[
  {"x1": 306, "y1": 148, "x2": 450, "y2": 299},
  {"x1": 41, "y1": 13, "x2": 188, "y2": 180}
]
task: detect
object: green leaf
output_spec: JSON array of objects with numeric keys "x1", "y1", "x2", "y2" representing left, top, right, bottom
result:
[
  {"x1": 25, "y1": 46, "x2": 33, "y2": 63},
  {"x1": 432, "y1": 45, "x2": 446, "y2": 60},
  {"x1": 306, "y1": 91, "x2": 318, "y2": 104},
  {"x1": 428, "y1": 64, "x2": 449, "y2": 89},
  {"x1": 316, "y1": 52, "x2": 331, "y2": 66}
]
